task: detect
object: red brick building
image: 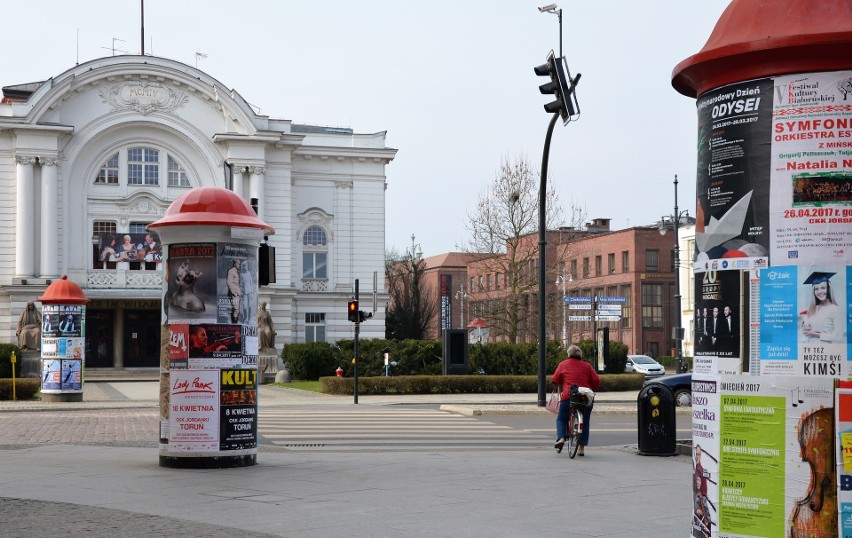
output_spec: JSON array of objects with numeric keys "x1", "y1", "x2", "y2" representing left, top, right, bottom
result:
[{"x1": 417, "y1": 219, "x2": 684, "y2": 359}]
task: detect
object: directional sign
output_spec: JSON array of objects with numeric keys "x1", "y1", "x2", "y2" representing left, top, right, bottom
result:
[
  {"x1": 597, "y1": 296, "x2": 627, "y2": 303},
  {"x1": 568, "y1": 304, "x2": 592, "y2": 310},
  {"x1": 595, "y1": 315, "x2": 622, "y2": 322},
  {"x1": 568, "y1": 315, "x2": 592, "y2": 321},
  {"x1": 597, "y1": 304, "x2": 623, "y2": 311},
  {"x1": 565, "y1": 297, "x2": 593, "y2": 303}
]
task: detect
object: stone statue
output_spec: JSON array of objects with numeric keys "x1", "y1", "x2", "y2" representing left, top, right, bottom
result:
[
  {"x1": 257, "y1": 301, "x2": 277, "y2": 353},
  {"x1": 16, "y1": 301, "x2": 42, "y2": 351}
]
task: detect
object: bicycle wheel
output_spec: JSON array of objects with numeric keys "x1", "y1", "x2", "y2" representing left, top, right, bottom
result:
[{"x1": 566, "y1": 408, "x2": 581, "y2": 459}]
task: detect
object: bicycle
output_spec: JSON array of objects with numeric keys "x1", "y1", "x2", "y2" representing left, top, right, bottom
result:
[{"x1": 557, "y1": 384, "x2": 593, "y2": 459}]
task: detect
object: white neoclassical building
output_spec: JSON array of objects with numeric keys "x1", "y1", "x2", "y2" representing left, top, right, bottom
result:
[{"x1": 0, "y1": 55, "x2": 394, "y2": 370}]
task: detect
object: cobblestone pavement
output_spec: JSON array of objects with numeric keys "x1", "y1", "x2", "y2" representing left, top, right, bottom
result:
[{"x1": 0, "y1": 409, "x2": 159, "y2": 447}]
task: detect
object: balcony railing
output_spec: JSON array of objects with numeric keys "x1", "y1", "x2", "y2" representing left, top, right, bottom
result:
[{"x1": 87, "y1": 269, "x2": 163, "y2": 289}]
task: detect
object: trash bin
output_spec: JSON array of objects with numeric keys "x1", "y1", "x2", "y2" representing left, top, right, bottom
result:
[{"x1": 637, "y1": 383, "x2": 677, "y2": 456}]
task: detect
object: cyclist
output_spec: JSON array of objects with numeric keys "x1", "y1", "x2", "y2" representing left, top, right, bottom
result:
[{"x1": 552, "y1": 345, "x2": 600, "y2": 456}]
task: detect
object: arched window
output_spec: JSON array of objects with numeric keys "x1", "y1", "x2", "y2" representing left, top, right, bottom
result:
[
  {"x1": 302, "y1": 225, "x2": 327, "y2": 279},
  {"x1": 92, "y1": 147, "x2": 192, "y2": 188}
]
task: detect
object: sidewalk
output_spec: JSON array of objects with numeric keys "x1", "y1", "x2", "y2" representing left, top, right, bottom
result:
[{"x1": 0, "y1": 382, "x2": 695, "y2": 538}]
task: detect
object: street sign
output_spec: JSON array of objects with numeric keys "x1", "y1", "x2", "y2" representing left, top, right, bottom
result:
[
  {"x1": 596, "y1": 304, "x2": 622, "y2": 311},
  {"x1": 568, "y1": 304, "x2": 592, "y2": 310},
  {"x1": 568, "y1": 315, "x2": 592, "y2": 321},
  {"x1": 564, "y1": 297, "x2": 592, "y2": 303},
  {"x1": 596, "y1": 296, "x2": 627, "y2": 303},
  {"x1": 595, "y1": 315, "x2": 622, "y2": 322}
]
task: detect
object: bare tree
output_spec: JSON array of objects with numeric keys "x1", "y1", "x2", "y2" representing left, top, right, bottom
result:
[
  {"x1": 385, "y1": 249, "x2": 437, "y2": 341},
  {"x1": 462, "y1": 155, "x2": 584, "y2": 343}
]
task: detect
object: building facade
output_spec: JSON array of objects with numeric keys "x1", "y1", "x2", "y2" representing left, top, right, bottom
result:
[{"x1": 0, "y1": 55, "x2": 395, "y2": 369}]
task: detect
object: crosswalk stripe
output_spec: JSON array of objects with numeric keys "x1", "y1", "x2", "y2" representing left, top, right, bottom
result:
[{"x1": 256, "y1": 407, "x2": 548, "y2": 450}]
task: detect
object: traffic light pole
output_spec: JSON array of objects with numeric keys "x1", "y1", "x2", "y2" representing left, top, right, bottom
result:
[
  {"x1": 354, "y1": 279, "x2": 360, "y2": 404},
  {"x1": 537, "y1": 112, "x2": 559, "y2": 407}
]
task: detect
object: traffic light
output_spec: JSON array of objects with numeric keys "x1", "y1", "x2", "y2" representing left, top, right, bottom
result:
[
  {"x1": 348, "y1": 300, "x2": 359, "y2": 322},
  {"x1": 534, "y1": 51, "x2": 580, "y2": 124}
]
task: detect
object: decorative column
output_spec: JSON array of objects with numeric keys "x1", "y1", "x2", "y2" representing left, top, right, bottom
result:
[
  {"x1": 249, "y1": 166, "x2": 266, "y2": 220},
  {"x1": 15, "y1": 154, "x2": 35, "y2": 278},
  {"x1": 231, "y1": 165, "x2": 246, "y2": 198},
  {"x1": 40, "y1": 157, "x2": 59, "y2": 278}
]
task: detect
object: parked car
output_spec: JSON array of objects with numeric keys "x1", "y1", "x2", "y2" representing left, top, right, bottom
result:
[
  {"x1": 625, "y1": 354, "x2": 666, "y2": 379},
  {"x1": 645, "y1": 372, "x2": 692, "y2": 407}
]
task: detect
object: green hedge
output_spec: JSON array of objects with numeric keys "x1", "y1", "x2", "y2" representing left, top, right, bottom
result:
[
  {"x1": 0, "y1": 343, "x2": 24, "y2": 379},
  {"x1": 658, "y1": 355, "x2": 693, "y2": 371},
  {"x1": 0, "y1": 378, "x2": 40, "y2": 400},
  {"x1": 319, "y1": 373, "x2": 645, "y2": 395}
]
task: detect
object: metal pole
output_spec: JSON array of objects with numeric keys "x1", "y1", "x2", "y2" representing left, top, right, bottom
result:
[
  {"x1": 354, "y1": 279, "x2": 359, "y2": 404},
  {"x1": 537, "y1": 112, "x2": 559, "y2": 407},
  {"x1": 558, "y1": 9, "x2": 563, "y2": 59},
  {"x1": 673, "y1": 175, "x2": 684, "y2": 373},
  {"x1": 560, "y1": 276, "x2": 567, "y2": 349}
]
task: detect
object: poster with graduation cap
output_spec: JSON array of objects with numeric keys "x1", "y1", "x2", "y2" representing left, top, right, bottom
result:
[{"x1": 759, "y1": 265, "x2": 850, "y2": 377}]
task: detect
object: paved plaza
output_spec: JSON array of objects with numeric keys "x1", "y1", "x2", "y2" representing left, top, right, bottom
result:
[{"x1": 0, "y1": 383, "x2": 694, "y2": 537}]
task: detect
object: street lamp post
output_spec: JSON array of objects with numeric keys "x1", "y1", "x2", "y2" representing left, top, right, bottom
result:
[{"x1": 660, "y1": 175, "x2": 689, "y2": 374}]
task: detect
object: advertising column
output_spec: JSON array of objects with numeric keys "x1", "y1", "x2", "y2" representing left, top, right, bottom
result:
[
  {"x1": 150, "y1": 187, "x2": 273, "y2": 469},
  {"x1": 37, "y1": 275, "x2": 89, "y2": 403}
]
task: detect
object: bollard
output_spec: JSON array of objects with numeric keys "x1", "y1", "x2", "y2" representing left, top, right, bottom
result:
[
  {"x1": 336, "y1": 367, "x2": 343, "y2": 377},
  {"x1": 637, "y1": 383, "x2": 677, "y2": 456}
]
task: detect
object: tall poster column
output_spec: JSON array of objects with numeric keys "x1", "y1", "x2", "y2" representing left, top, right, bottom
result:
[
  {"x1": 673, "y1": 2, "x2": 852, "y2": 537},
  {"x1": 150, "y1": 187, "x2": 274, "y2": 469},
  {"x1": 37, "y1": 275, "x2": 89, "y2": 403}
]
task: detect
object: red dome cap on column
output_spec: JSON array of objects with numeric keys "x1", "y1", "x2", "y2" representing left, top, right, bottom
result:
[
  {"x1": 148, "y1": 187, "x2": 275, "y2": 233},
  {"x1": 672, "y1": 0, "x2": 852, "y2": 98},
  {"x1": 37, "y1": 275, "x2": 89, "y2": 304}
]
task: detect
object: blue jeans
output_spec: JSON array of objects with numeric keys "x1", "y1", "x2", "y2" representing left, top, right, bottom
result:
[{"x1": 556, "y1": 400, "x2": 592, "y2": 446}]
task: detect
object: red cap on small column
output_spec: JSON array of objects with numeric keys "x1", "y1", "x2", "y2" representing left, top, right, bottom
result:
[{"x1": 37, "y1": 275, "x2": 89, "y2": 305}]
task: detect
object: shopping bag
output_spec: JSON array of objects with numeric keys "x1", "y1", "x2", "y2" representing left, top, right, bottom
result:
[{"x1": 546, "y1": 387, "x2": 560, "y2": 414}]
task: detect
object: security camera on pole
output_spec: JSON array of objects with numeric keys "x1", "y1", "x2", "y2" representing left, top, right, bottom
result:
[{"x1": 532, "y1": 6, "x2": 581, "y2": 407}]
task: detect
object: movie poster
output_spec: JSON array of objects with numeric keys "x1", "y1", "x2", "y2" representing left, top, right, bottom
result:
[
  {"x1": 759, "y1": 265, "x2": 849, "y2": 376},
  {"x1": 165, "y1": 243, "x2": 217, "y2": 323},
  {"x1": 694, "y1": 78, "x2": 773, "y2": 273},
  {"x1": 769, "y1": 71, "x2": 852, "y2": 267},
  {"x1": 216, "y1": 243, "x2": 257, "y2": 325},
  {"x1": 219, "y1": 368, "x2": 257, "y2": 451},
  {"x1": 692, "y1": 374, "x2": 835, "y2": 538}
]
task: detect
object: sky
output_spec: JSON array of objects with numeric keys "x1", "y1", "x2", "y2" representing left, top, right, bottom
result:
[{"x1": 0, "y1": 0, "x2": 731, "y2": 257}]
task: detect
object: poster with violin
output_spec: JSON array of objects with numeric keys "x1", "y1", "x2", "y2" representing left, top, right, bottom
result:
[{"x1": 691, "y1": 374, "x2": 836, "y2": 537}]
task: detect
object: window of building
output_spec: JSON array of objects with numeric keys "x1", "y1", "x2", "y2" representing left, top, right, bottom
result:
[
  {"x1": 620, "y1": 284, "x2": 632, "y2": 329},
  {"x1": 478, "y1": 275, "x2": 484, "y2": 291},
  {"x1": 645, "y1": 250, "x2": 659, "y2": 272},
  {"x1": 608, "y1": 253, "x2": 615, "y2": 274},
  {"x1": 486, "y1": 273, "x2": 492, "y2": 291},
  {"x1": 302, "y1": 225, "x2": 328, "y2": 279},
  {"x1": 582, "y1": 258, "x2": 590, "y2": 278},
  {"x1": 595, "y1": 256, "x2": 602, "y2": 276},
  {"x1": 470, "y1": 277, "x2": 475, "y2": 291},
  {"x1": 128, "y1": 148, "x2": 159, "y2": 185},
  {"x1": 570, "y1": 259, "x2": 577, "y2": 279},
  {"x1": 167, "y1": 156, "x2": 190, "y2": 187},
  {"x1": 305, "y1": 313, "x2": 326, "y2": 343},
  {"x1": 95, "y1": 153, "x2": 119, "y2": 184},
  {"x1": 495, "y1": 272, "x2": 501, "y2": 290},
  {"x1": 641, "y1": 283, "x2": 663, "y2": 328},
  {"x1": 622, "y1": 251, "x2": 629, "y2": 272}
]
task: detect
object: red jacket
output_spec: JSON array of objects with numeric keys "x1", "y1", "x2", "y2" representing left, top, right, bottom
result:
[{"x1": 552, "y1": 358, "x2": 601, "y2": 401}]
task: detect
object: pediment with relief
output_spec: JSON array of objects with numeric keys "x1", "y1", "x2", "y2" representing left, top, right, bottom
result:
[{"x1": 99, "y1": 81, "x2": 189, "y2": 116}]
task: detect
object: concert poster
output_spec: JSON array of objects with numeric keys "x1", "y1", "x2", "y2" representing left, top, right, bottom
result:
[
  {"x1": 219, "y1": 368, "x2": 258, "y2": 451},
  {"x1": 216, "y1": 242, "x2": 257, "y2": 326},
  {"x1": 165, "y1": 243, "x2": 217, "y2": 323}
]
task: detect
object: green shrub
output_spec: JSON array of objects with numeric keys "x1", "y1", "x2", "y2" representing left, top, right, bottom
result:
[
  {"x1": 468, "y1": 341, "x2": 562, "y2": 376},
  {"x1": 282, "y1": 342, "x2": 340, "y2": 380},
  {"x1": 605, "y1": 340, "x2": 629, "y2": 374},
  {"x1": 0, "y1": 343, "x2": 24, "y2": 378},
  {"x1": 0, "y1": 378, "x2": 40, "y2": 400},
  {"x1": 320, "y1": 373, "x2": 645, "y2": 395}
]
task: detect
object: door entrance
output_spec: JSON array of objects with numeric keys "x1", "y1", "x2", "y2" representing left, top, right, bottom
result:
[
  {"x1": 85, "y1": 309, "x2": 115, "y2": 367},
  {"x1": 124, "y1": 310, "x2": 160, "y2": 367}
]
